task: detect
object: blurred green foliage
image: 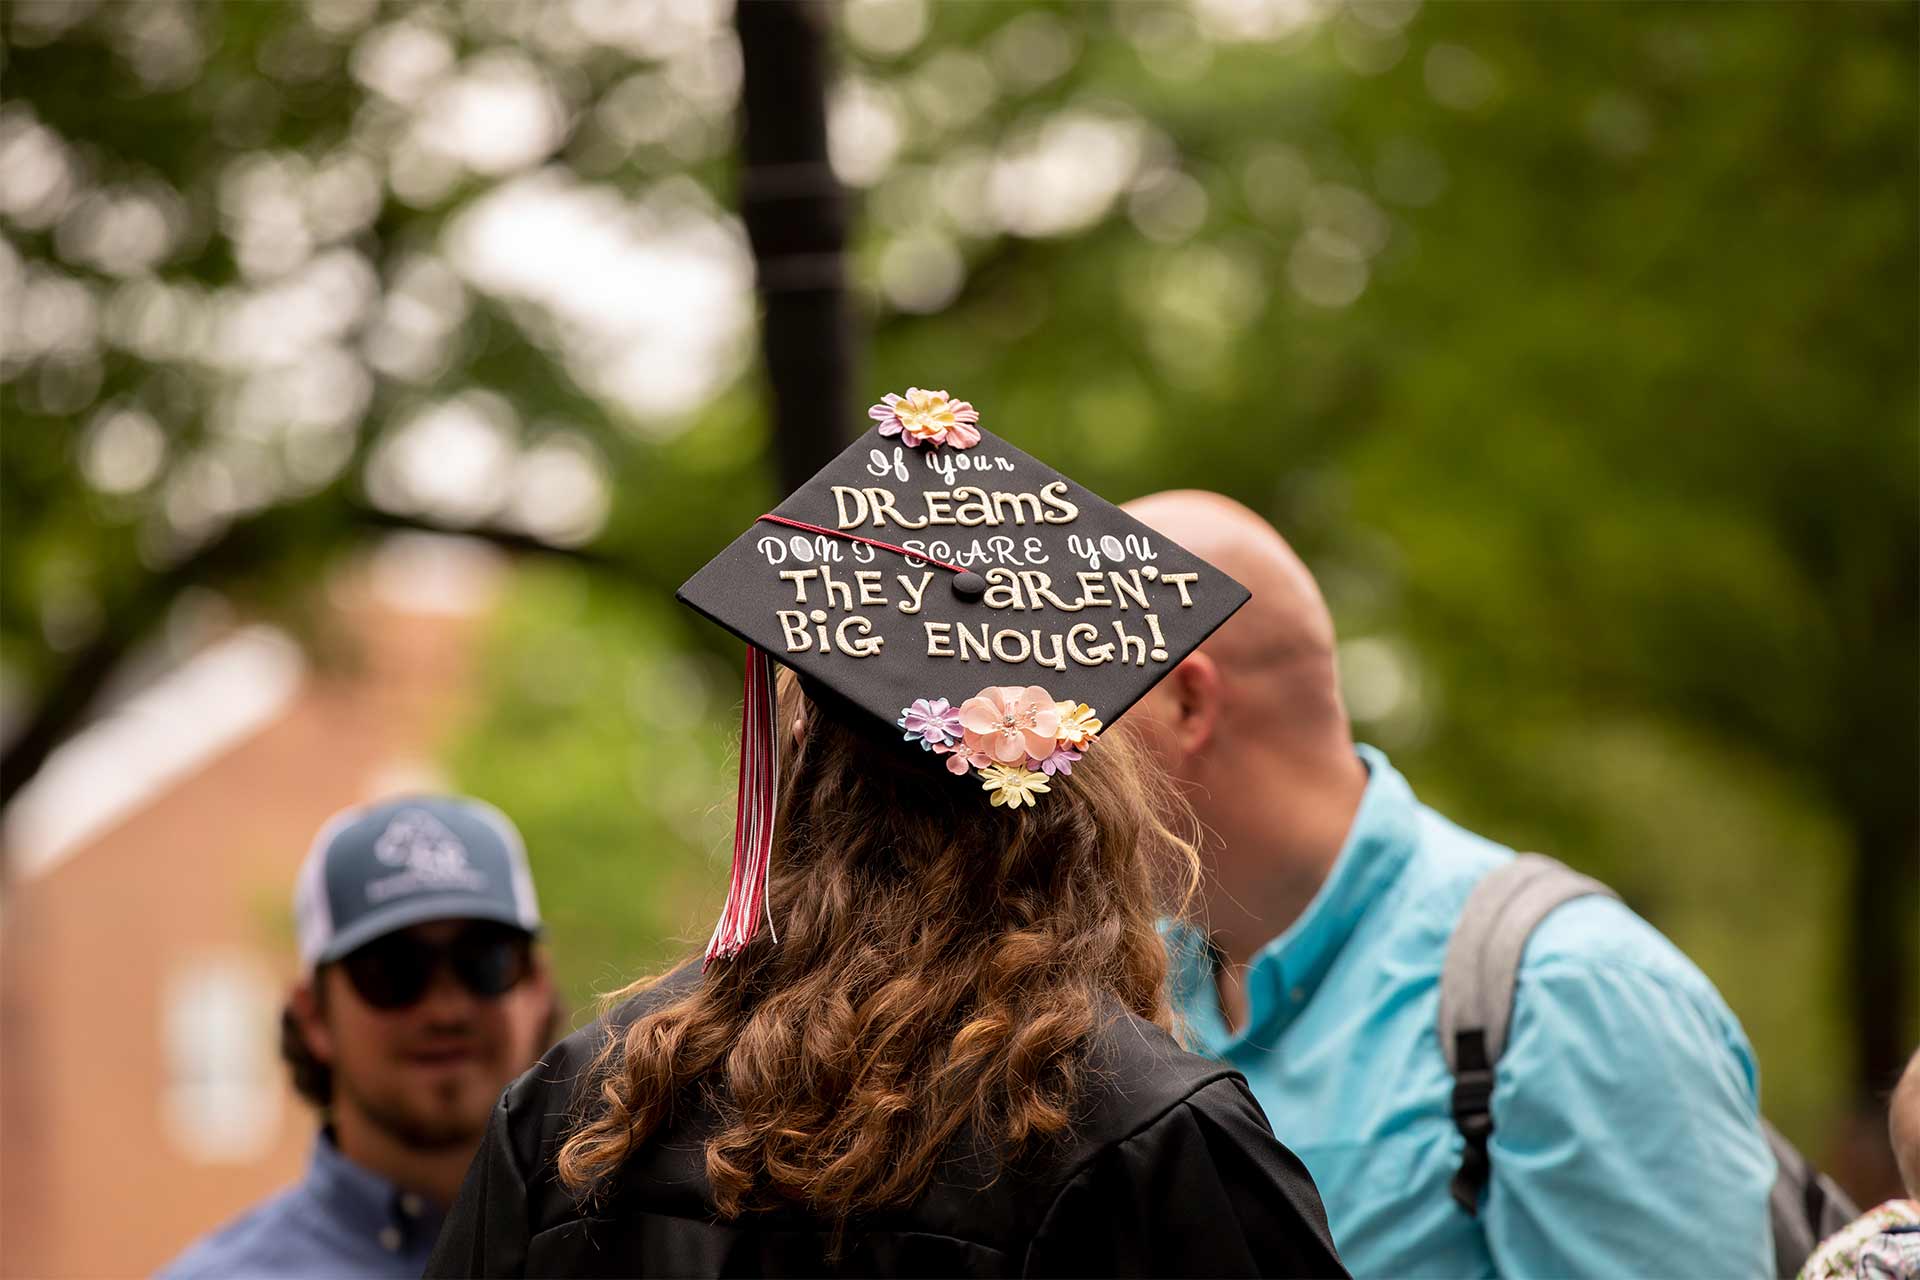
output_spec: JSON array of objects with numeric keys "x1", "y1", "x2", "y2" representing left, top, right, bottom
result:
[
  {"x1": 443, "y1": 563, "x2": 734, "y2": 1006},
  {"x1": 3, "y1": 0, "x2": 1913, "y2": 1189}
]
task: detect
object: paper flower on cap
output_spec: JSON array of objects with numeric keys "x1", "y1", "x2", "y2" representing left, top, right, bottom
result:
[
  {"x1": 959, "y1": 685, "x2": 1062, "y2": 764},
  {"x1": 900, "y1": 685, "x2": 1102, "y2": 807},
  {"x1": 979, "y1": 763, "x2": 1052, "y2": 809},
  {"x1": 898, "y1": 697, "x2": 964, "y2": 751},
  {"x1": 943, "y1": 744, "x2": 994, "y2": 775},
  {"x1": 869, "y1": 387, "x2": 981, "y2": 449},
  {"x1": 1034, "y1": 744, "x2": 1083, "y2": 777},
  {"x1": 1053, "y1": 701, "x2": 1103, "y2": 747}
]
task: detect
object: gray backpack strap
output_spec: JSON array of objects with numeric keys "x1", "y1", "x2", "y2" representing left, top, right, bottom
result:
[
  {"x1": 1437, "y1": 854, "x2": 1617, "y2": 1215},
  {"x1": 1438, "y1": 857, "x2": 1857, "y2": 1271},
  {"x1": 1765, "y1": 1118, "x2": 1860, "y2": 1278}
]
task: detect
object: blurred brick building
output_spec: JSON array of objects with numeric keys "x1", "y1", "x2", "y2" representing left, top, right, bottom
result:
[{"x1": 1, "y1": 537, "x2": 501, "y2": 1278}]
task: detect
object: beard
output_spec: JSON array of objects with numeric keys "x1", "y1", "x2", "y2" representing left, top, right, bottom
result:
[{"x1": 338, "y1": 1070, "x2": 493, "y2": 1152}]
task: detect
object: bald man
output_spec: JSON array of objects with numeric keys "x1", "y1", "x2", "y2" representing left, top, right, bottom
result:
[{"x1": 1124, "y1": 491, "x2": 1776, "y2": 1279}]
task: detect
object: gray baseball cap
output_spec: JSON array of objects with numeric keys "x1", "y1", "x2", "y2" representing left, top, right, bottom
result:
[{"x1": 293, "y1": 795, "x2": 542, "y2": 972}]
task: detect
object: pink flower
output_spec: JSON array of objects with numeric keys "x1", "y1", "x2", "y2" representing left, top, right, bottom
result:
[
  {"x1": 867, "y1": 387, "x2": 981, "y2": 449},
  {"x1": 943, "y1": 745, "x2": 993, "y2": 775},
  {"x1": 958, "y1": 685, "x2": 1061, "y2": 765}
]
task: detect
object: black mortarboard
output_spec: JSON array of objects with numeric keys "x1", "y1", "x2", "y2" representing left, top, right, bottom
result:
[{"x1": 678, "y1": 387, "x2": 1249, "y2": 961}]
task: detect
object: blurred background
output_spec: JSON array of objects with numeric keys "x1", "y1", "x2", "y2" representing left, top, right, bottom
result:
[{"x1": 1, "y1": 0, "x2": 1913, "y2": 1274}]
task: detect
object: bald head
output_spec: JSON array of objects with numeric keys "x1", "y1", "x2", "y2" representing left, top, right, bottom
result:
[
  {"x1": 1124, "y1": 490, "x2": 1348, "y2": 748},
  {"x1": 1120, "y1": 492, "x2": 1363, "y2": 962}
]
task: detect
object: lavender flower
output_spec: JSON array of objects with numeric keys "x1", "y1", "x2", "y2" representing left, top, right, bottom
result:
[
  {"x1": 898, "y1": 697, "x2": 965, "y2": 751},
  {"x1": 1033, "y1": 744, "x2": 1084, "y2": 776}
]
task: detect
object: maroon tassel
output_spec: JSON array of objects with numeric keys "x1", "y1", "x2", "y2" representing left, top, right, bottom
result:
[{"x1": 705, "y1": 646, "x2": 780, "y2": 965}]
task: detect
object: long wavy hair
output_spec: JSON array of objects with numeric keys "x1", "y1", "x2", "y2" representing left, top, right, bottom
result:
[{"x1": 557, "y1": 676, "x2": 1201, "y2": 1221}]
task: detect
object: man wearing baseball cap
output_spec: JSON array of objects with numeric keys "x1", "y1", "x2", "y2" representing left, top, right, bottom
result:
[{"x1": 162, "y1": 796, "x2": 557, "y2": 1279}]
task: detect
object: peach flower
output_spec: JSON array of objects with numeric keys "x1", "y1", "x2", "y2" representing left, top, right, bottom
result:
[
  {"x1": 1053, "y1": 701, "x2": 1103, "y2": 747},
  {"x1": 957, "y1": 685, "x2": 1061, "y2": 764},
  {"x1": 868, "y1": 387, "x2": 982, "y2": 449}
]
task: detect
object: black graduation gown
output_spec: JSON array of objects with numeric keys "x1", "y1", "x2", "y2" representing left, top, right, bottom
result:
[{"x1": 427, "y1": 972, "x2": 1346, "y2": 1279}]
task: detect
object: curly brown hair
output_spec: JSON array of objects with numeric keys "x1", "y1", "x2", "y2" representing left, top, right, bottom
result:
[{"x1": 557, "y1": 677, "x2": 1201, "y2": 1222}]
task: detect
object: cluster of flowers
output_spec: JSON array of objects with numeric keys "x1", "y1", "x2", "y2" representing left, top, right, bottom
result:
[
  {"x1": 897, "y1": 685, "x2": 1103, "y2": 809},
  {"x1": 869, "y1": 387, "x2": 981, "y2": 449}
]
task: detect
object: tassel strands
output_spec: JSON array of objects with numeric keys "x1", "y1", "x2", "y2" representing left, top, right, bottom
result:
[{"x1": 705, "y1": 646, "x2": 781, "y2": 966}]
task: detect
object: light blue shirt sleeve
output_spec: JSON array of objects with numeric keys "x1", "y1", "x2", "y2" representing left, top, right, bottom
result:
[{"x1": 1484, "y1": 909, "x2": 1777, "y2": 1279}]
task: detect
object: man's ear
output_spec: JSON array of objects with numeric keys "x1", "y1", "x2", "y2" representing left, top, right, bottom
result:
[
  {"x1": 1167, "y1": 651, "x2": 1222, "y2": 757},
  {"x1": 290, "y1": 979, "x2": 335, "y2": 1066}
]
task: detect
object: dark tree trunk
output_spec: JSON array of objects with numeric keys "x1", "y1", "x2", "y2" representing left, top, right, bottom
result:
[
  {"x1": 0, "y1": 516, "x2": 287, "y2": 817},
  {"x1": 733, "y1": 0, "x2": 857, "y2": 493},
  {"x1": 1819, "y1": 536, "x2": 1920, "y2": 1202},
  {"x1": 0, "y1": 618, "x2": 136, "y2": 814},
  {"x1": 1847, "y1": 817, "x2": 1917, "y2": 1098},
  {"x1": 1832, "y1": 802, "x2": 1919, "y2": 1202}
]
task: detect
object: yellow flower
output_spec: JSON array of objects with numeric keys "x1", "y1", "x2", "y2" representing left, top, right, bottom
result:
[
  {"x1": 979, "y1": 763, "x2": 1052, "y2": 809},
  {"x1": 1053, "y1": 701, "x2": 1103, "y2": 747}
]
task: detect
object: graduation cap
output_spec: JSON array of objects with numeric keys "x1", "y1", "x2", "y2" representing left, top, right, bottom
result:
[{"x1": 678, "y1": 387, "x2": 1249, "y2": 963}]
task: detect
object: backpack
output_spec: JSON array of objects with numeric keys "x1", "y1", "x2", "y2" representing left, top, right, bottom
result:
[{"x1": 1437, "y1": 853, "x2": 1858, "y2": 1278}]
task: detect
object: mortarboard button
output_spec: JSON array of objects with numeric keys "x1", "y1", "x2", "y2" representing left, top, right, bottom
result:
[{"x1": 951, "y1": 571, "x2": 986, "y2": 601}]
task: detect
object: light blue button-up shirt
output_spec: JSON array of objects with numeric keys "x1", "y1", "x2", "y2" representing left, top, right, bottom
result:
[
  {"x1": 160, "y1": 1131, "x2": 446, "y2": 1279},
  {"x1": 1169, "y1": 746, "x2": 1776, "y2": 1279}
]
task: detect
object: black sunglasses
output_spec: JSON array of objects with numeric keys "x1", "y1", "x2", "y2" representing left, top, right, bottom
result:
[{"x1": 337, "y1": 923, "x2": 534, "y2": 1011}]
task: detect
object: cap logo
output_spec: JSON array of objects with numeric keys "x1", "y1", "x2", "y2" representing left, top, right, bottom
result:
[{"x1": 365, "y1": 808, "x2": 490, "y2": 903}]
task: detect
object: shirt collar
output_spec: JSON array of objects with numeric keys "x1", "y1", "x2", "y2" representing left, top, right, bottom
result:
[
  {"x1": 1174, "y1": 744, "x2": 1420, "y2": 1049},
  {"x1": 302, "y1": 1129, "x2": 446, "y2": 1256}
]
